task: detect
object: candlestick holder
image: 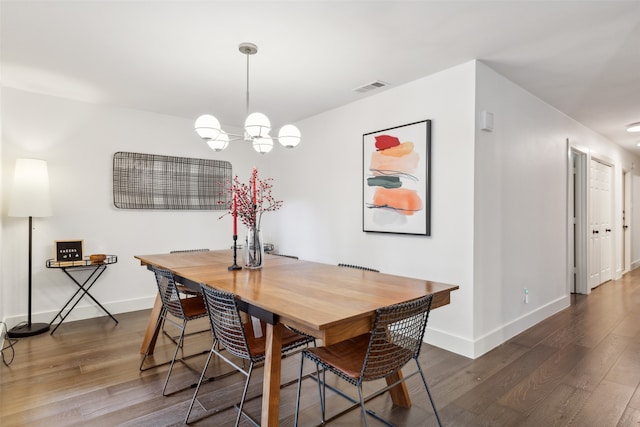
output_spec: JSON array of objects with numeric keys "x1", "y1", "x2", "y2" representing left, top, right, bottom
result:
[{"x1": 228, "y1": 235, "x2": 242, "y2": 271}]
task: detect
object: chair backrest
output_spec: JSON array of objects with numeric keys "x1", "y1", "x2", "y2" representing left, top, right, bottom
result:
[
  {"x1": 360, "y1": 294, "x2": 433, "y2": 382},
  {"x1": 170, "y1": 248, "x2": 210, "y2": 253},
  {"x1": 272, "y1": 253, "x2": 299, "y2": 259},
  {"x1": 200, "y1": 286, "x2": 253, "y2": 361},
  {"x1": 151, "y1": 266, "x2": 186, "y2": 319},
  {"x1": 338, "y1": 263, "x2": 379, "y2": 273}
]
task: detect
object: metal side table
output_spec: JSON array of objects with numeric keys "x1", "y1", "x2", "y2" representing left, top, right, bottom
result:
[{"x1": 46, "y1": 255, "x2": 119, "y2": 334}]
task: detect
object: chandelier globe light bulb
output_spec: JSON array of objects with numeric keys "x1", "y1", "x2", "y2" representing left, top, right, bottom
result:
[
  {"x1": 207, "y1": 130, "x2": 230, "y2": 152},
  {"x1": 627, "y1": 122, "x2": 640, "y2": 133},
  {"x1": 195, "y1": 114, "x2": 221, "y2": 141},
  {"x1": 253, "y1": 136, "x2": 274, "y2": 154},
  {"x1": 245, "y1": 112, "x2": 271, "y2": 138},
  {"x1": 278, "y1": 124, "x2": 302, "y2": 148}
]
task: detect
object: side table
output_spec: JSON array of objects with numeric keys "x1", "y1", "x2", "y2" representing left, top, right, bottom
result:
[{"x1": 46, "y1": 255, "x2": 119, "y2": 334}]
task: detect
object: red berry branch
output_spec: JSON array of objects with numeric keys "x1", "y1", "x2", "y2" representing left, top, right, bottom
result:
[{"x1": 219, "y1": 168, "x2": 283, "y2": 229}]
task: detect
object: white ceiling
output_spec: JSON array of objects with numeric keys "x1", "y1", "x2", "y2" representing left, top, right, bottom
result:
[{"x1": 2, "y1": 1, "x2": 640, "y2": 150}]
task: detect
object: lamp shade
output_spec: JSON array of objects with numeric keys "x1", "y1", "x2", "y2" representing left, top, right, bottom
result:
[
  {"x1": 252, "y1": 136, "x2": 274, "y2": 154},
  {"x1": 207, "y1": 130, "x2": 230, "y2": 152},
  {"x1": 8, "y1": 158, "x2": 53, "y2": 218},
  {"x1": 245, "y1": 112, "x2": 271, "y2": 138},
  {"x1": 195, "y1": 114, "x2": 222, "y2": 140},
  {"x1": 278, "y1": 124, "x2": 302, "y2": 148},
  {"x1": 627, "y1": 122, "x2": 640, "y2": 133}
]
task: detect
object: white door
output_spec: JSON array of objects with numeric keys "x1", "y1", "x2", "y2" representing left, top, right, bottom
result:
[
  {"x1": 589, "y1": 159, "x2": 612, "y2": 288},
  {"x1": 623, "y1": 171, "x2": 631, "y2": 274}
]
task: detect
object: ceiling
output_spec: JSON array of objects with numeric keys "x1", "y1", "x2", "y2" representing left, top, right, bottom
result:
[{"x1": 2, "y1": 1, "x2": 640, "y2": 151}]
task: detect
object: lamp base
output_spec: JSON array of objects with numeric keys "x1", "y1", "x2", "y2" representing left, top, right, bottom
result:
[{"x1": 7, "y1": 322, "x2": 50, "y2": 338}]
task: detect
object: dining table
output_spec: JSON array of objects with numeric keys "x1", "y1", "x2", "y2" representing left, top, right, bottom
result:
[{"x1": 134, "y1": 249, "x2": 458, "y2": 427}]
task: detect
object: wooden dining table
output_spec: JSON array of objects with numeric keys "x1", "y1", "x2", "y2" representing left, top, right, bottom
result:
[{"x1": 135, "y1": 250, "x2": 458, "y2": 427}]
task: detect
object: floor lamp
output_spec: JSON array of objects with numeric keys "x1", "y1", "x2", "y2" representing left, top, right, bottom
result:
[{"x1": 7, "y1": 158, "x2": 53, "y2": 338}]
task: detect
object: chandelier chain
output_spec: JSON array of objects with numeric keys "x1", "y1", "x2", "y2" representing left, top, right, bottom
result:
[{"x1": 246, "y1": 51, "x2": 250, "y2": 118}]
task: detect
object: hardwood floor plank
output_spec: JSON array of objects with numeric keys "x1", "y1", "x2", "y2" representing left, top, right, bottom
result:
[
  {"x1": 612, "y1": 312, "x2": 640, "y2": 338},
  {"x1": 510, "y1": 308, "x2": 573, "y2": 349},
  {"x1": 617, "y1": 406, "x2": 640, "y2": 427},
  {"x1": 518, "y1": 383, "x2": 590, "y2": 427},
  {"x1": 430, "y1": 341, "x2": 528, "y2": 408},
  {"x1": 453, "y1": 344, "x2": 558, "y2": 414},
  {"x1": 626, "y1": 385, "x2": 640, "y2": 410},
  {"x1": 561, "y1": 333, "x2": 632, "y2": 392},
  {"x1": 498, "y1": 343, "x2": 590, "y2": 415},
  {"x1": 570, "y1": 380, "x2": 636, "y2": 427},
  {"x1": 3, "y1": 270, "x2": 640, "y2": 426},
  {"x1": 605, "y1": 340, "x2": 640, "y2": 388}
]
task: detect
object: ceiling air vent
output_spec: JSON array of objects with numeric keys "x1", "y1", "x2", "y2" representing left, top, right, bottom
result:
[{"x1": 354, "y1": 80, "x2": 389, "y2": 93}]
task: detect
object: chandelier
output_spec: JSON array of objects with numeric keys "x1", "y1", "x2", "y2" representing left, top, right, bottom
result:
[{"x1": 194, "y1": 42, "x2": 302, "y2": 154}]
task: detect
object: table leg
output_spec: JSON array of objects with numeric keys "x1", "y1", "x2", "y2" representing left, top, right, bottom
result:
[
  {"x1": 50, "y1": 265, "x2": 117, "y2": 334},
  {"x1": 140, "y1": 294, "x2": 163, "y2": 354},
  {"x1": 386, "y1": 370, "x2": 412, "y2": 408},
  {"x1": 65, "y1": 265, "x2": 118, "y2": 324},
  {"x1": 261, "y1": 322, "x2": 283, "y2": 427}
]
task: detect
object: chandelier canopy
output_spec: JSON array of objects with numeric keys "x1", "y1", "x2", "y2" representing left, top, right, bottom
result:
[{"x1": 195, "y1": 43, "x2": 302, "y2": 154}]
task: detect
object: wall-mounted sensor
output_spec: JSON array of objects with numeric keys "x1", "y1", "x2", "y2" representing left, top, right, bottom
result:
[{"x1": 481, "y1": 111, "x2": 494, "y2": 132}]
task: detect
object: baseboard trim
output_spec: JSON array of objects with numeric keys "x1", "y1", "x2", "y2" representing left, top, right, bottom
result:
[
  {"x1": 424, "y1": 295, "x2": 570, "y2": 359},
  {"x1": 4, "y1": 296, "x2": 157, "y2": 330},
  {"x1": 472, "y1": 295, "x2": 570, "y2": 358},
  {"x1": 8, "y1": 293, "x2": 570, "y2": 361},
  {"x1": 424, "y1": 327, "x2": 475, "y2": 359}
]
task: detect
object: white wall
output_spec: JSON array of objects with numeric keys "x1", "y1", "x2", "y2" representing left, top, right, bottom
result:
[
  {"x1": 270, "y1": 62, "x2": 478, "y2": 356},
  {"x1": 473, "y1": 61, "x2": 640, "y2": 356},
  {"x1": 270, "y1": 60, "x2": 640, "y2": 358},
  {"x1": 1, "y1": 87, "x2": 266, "y2": 326},
  {"x1": 4, "y1": 60, "x2": 639, "y2": 359}
]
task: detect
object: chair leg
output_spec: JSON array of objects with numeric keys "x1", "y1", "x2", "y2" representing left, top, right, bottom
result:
[
  {"x1": 161, "y1": 319, "x2": 187, "y2": 396},
  {"x1": 316, "y1": 364, "x2": 326, "y2": 423},
  {"x1": 294, "y1": 355, "x2": 305, "y2": 427},
  {"x1": 357, "y1": 384, "x2": 368, "y2": 427},
  {"x1": 416, "y1": 360, "x2": 443, "y2": 427},
  {"x1": 234, "y1": 362, "x2": 254, "y2": 427},
  {"x1": 139, "y1": 307, "x2": 166, "y2": 371},
  {"x1": 185, "y1": 341, "x2": 217, "y2": 424}
]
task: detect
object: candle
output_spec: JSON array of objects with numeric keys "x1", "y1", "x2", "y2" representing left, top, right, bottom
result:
[
  {"x1": 232, "y1": 191, "x2": 238, "y2": 236},
  {"x1": 252, "y1": 167, "x2": 257, "y2": 205}
]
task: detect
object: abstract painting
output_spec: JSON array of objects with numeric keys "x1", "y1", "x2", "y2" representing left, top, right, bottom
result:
[{"x1": 363, "y1": 120, "x2": 431, "y2": 235}]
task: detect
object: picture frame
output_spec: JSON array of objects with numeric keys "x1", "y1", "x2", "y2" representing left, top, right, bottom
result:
[
  {"x1": 54, "y1": 240, "x2": 84, "y2": 266},
  {"x1": 363, "y1": 120, "x2": 431, "y2": 235}
]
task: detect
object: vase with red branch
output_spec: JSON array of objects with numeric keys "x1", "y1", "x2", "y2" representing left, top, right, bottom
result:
[{"x1": 223, "y1": 167, "x2": 282, "y2": 269}]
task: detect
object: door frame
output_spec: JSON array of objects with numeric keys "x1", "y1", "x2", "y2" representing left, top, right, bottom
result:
[{"x1": 568, "y1": 143, "x2": 589, "y2": 294}]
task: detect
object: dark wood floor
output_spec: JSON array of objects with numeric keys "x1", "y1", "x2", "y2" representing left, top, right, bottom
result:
[{"x1": 2, "y1": 269, "x2": 640, "y2": 426}]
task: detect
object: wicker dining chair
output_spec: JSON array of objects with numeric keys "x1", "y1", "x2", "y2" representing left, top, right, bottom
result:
[
  {"x1": 158, "y1": 249, "x2": 211, "y2": 341},
  {"x1": 294, "y1": 294, "x2": 442, "y2": 427},
  {"x1": 140, "y1": 266, "x2": 208, "y2": 395},
  {"x1": 337, "y1": 263, "x2": 379, "y2": 272},
  {"x1": 185, "y1": 286, "x2": 315, "y2": 425}
]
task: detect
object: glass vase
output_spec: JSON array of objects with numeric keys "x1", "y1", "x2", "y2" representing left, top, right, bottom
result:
[{"x1": 245, "y1": 227, "x2": 264, "y2": 269}]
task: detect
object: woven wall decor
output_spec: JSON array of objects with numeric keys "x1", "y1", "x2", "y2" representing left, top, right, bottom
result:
[{"x1": 113, "y1": 151, "x2": 232, "y2": 210}]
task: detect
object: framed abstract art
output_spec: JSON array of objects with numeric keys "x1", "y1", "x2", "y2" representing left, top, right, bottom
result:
[{"x1": 363, "y1": 120, "x2": 431, "y2": 235}]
